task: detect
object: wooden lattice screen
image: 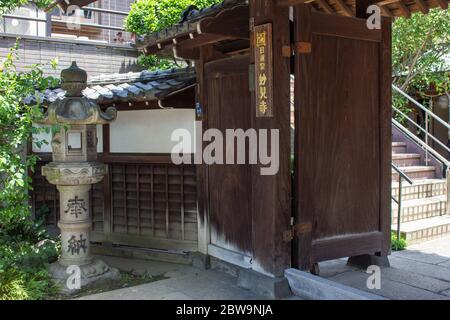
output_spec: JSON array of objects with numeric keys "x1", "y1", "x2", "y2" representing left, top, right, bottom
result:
[{"x1": 31, "y1": 160, "x2": 198, "y2": 251}]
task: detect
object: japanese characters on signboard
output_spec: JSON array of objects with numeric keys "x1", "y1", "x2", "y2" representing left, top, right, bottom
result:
[{"x1": 254, "y1": 23, "x2": 273, "y2": 118}]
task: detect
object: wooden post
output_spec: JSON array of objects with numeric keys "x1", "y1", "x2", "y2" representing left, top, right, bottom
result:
[
  {"x1": 379, "y1": 16, "x2": 392, "y2": 256},
  {"x1": 195, "y1": 47, "x2": 215, "y2": 255},
  {"x1": 102, "y1": 124, "x2": 112, "y2": 241},
  {"x1": 293, "y1": 3, "x2": 313, "y2": 271},
  {"x1": 249, "y1": 0, "x2": 291, "y2": 277}
]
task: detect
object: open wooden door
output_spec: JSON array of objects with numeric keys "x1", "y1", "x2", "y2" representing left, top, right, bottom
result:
[{"x1": 293, "y1": 4, "x2": 392, "y2": 270}]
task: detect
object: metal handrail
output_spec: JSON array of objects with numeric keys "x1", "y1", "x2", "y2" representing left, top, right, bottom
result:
[
  {"x1": 393, "y1": 105, "x2": 450, "y2": 155},
  {"x1": 80, "y1": 7, "x2": 128, "y2": 16},
  {"x1": 392, "y1": 163, "x2": 414, "y2": 185},
  {"x1": 392, "y1": 84, "x2": 450, "y2": 166},
  {"x1": 2, "y1": 14, "x2": 126, "y2": 31},
  {"x1": 391, "y1": 164, "x2": 413, "y2": 241},
  {"x1": 391, "y1": 84, "x2": 450, "y2": 238},
  {"x1": 392, "y1": 119, "x2": 450, "y2": 168},
  {"x1": 392, "y1": 84, "x2": 450, "y2": 131}
]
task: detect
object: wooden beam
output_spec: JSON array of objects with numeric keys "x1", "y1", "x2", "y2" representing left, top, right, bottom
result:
[
  {"x1": 199, "y1": 4, "x2": 249, "y2": 39},
  {"x1": 415, "y1": 0, "x2": 429, "y2": 14},
  {"x1": 317, "y1": 0, "x2": 335, "y2": 14},
  {"x1": 396, "y1": 0, "x2": 412, "y2": 18},
  {"x1": 335, "y1": 0, "x2": 354, "y2": 16},
  {"x1": 355, "y1": 0, "x2": 373, "y2": 18},
  {"x1": 437, "y1": 0, "x2": 448, "y2": 10},
  {"x1": 375, "y1": 0, "x2": 402, "y2": 5},
  {"x1": 276, "y1": 0, "x2": 318, "y2": 6},
  {"x1": 176, "y1": 34, "x2": 233, "y2": 51},
  {"x1": 380, "y1": 5, "x2": 394, "y2": 18},
  {"x1": 277, "y1": 0, "x2": 306, "y2": 5},
  {"x1": 173, "y1": 45, "x2": 200, "y2": 60}
]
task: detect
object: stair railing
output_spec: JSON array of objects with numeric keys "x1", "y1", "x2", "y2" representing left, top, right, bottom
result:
[
  {"x1": 392, "y1": 85, "x2": 450, "y2": 215},
  {"x1": 391, "y1": 163, "x2": 413, "y2": 241}
]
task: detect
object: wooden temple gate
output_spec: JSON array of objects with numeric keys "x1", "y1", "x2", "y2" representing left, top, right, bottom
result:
[
  {"x1": 32, "y1": 0, "x2": 447, "y2": 278},
  {"x1": 133, "y1": 0, "x2": 394, "y2": 276}
]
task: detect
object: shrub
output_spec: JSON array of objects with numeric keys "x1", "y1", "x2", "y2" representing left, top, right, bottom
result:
[
  {"x1": 391, "y1": 232, "x2": 407, "y2": 251},
  {"x1": 0, "y1": 43, "x2": 60, "y2": 300},
  {"x1": 125, "y1": 0, "x2": 221, "y2": 70}
]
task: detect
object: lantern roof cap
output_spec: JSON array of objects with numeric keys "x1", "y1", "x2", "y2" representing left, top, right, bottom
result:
[{"x1": 61, "y1": 62, "x2": 87, "y2": 85}]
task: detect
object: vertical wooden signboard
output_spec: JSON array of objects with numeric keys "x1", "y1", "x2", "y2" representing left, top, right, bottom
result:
[{"x1": 254, "y1": 23, "x2": 273, "y2": 117}]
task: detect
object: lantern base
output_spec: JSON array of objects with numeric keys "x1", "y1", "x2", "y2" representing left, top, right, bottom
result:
[{"x1": 50, "y1": 258, "x2": 120, "y2": 295}]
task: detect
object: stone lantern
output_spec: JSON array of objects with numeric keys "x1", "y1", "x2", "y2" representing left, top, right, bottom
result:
[{"x1": 38, "y1": 62, "x2": 119, "y2": 293}]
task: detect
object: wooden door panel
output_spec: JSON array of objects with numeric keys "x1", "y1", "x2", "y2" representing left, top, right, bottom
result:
[
  {"x1": 294, "y1": 5, "x2": 391, "y2": 268},
  {"x1": 206, "y1": 56, "x2": 253, "y2": 255},
  {"x1": 311, "y1": 34, "x2": 380, "y2": 239}
]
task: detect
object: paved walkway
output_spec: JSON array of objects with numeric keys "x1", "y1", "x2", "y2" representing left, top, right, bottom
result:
[
  {"x1": 78, "y1": 255, "x2": 267, "y2": 300},
  {"x1": 320, "y1": 235, "x2": 450, "y2": 299},
  {"x1": 80, "y1": 236, "x2": 450, "y2": 300}
]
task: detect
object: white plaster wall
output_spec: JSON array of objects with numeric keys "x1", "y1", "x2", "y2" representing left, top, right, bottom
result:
[
  {"x1": 109, "y1": 109, "x2": 195, "y2": 153},
  {"x1": 32, "y1": 124, "x2": 104, "y2": 153}
]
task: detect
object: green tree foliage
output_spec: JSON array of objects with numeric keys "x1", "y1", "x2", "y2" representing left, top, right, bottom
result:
[
  {"x1": 393, "y1": 9, "x2": 449, "y2": 96},
  {"x1": 392, "y1": 8, "x2": 449, "y2": 122},
  {"x1": 0, "y1": 43, "x2": 58, "y2": 222},
  {"x1": 0, "y1": 0, "x2": 52, "y2": 15},
  {"x1": 0, "y1": 44, "x2": 60, "y2": 300},
  {"x1": 125, "y1": 0, "x2": 221, "y2": 36},
  {"x1": 125, "y1": 0, "x2": 222, "y2": 70}
]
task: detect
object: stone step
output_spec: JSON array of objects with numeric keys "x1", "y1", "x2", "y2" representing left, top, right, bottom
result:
[
  {"x1": 392, "y1": 166, "x2": 436, "y2": 181},
  {"x1": 392, "y1": 142, "x2": 407, "y2": 153},
  {"x1": 392, "y1": 179, "x2": 446, "y2": 201},
  {"x1": 392, "y1": 153, "x2": 421, "y2": 167},
  {"x1": 391, "y1": 195, "x2": 447, "y2": 223},
  {"x1": 392, "y1": 215, "x2": 450, "y2": 245}
]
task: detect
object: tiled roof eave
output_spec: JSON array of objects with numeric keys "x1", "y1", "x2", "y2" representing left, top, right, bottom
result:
[{"x1": 26, "y1": 67, "x2": 196, "y2": 107}]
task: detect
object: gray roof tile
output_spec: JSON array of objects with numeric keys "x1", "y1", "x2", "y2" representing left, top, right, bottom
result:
[{"x1": 27, "y1": 67, "x2": 195, "y2": 106}]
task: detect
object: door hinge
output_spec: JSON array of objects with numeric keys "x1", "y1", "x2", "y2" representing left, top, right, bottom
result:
[
  {"x1": 282, "y1": 45, "x2": 293, "y2": 58},
  {"x1": 283, "y1": 222, "x2": 312, "y2": 242}
]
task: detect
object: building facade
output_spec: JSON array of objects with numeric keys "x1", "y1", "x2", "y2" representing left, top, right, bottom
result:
[{"x1": 0, "y1": 0, "x2": 140, "y2": 77}]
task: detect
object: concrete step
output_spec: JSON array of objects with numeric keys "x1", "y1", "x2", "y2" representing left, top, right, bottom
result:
[
  {"x1": 392, "y1": 179, "x2": 446, "y2": 201},
  {"x1": 392, "y1": 153, "x2": 421, "y2": 167},
  {"x1": 392, "y1": 142, "x2": 407, "y2": 153},
  {"x1": 392, "y1": 215, "x2": 450, "y2": 245},
  {"x1": 391, "y1": 195, "x2": 447, "y2": 223},
  {"x1": 392, "y1": 166, "x2": 436, "y2": 181}
]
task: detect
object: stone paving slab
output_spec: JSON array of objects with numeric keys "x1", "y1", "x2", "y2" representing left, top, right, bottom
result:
[
  {"x1": 391, "y1": 249, "x2": 450, "y2": 265},
  {"x1": 319, "y1": 236, "x2": 450, "y2": 300},
  {"x1": 388, "y1": 256, "x2": 450, "y2": 282},
  {"x1": 437, "y1": 260, "x2": 450, "y2": 268},
  {"x1": 379, "y1": 267, "x2": 450, "y2": 293},
  {"x1": 405, "y1": 236, "x2": 450, "y2": 257},
  {"x1": 78, "y1": 255, "x2": 265, "y2": 300},
  {"x1": 318, "y1": 259, "x2": 359, "y2": 278},
  {"x1": 328, "y1": 270, "x2": 449, "y2": 300},
  {"x1": 441, "y1": 289, "x2": 450, "y2": 297}
]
